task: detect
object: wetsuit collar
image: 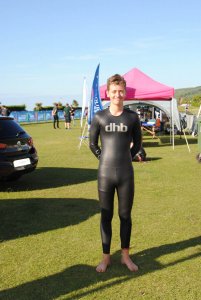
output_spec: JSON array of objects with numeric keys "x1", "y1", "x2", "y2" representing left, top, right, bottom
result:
[{"x1": 108, "y1": 107, "x2": 124, "y2": 117}]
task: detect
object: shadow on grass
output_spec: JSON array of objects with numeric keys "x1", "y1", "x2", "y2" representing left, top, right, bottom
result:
[
  {"x1": 1, "y1": 236, "x2": 200, "y2": 299},
  {"x1": 0, "y1": 167, "x2": 97, "y2": 192},
  {"x1": 133, "y1": 157, "x2": 162, "y2": 162},
  {"x1": 142, "y1": 135, "x2": 197, "y2": 148},
  {"x1": 0, "y1": 198, "x2": 99, "y2": 241},
  {"x1": 145, "y1": 157, "x2": 162, "y2": 161},
  {"x1": 133, "y1": 235, "x2": 201, "y2": 273}
]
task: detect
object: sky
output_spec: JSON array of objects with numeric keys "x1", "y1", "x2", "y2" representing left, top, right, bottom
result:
[{"x1": 0, "y1": 0, "x2": 201, "y2": 110}]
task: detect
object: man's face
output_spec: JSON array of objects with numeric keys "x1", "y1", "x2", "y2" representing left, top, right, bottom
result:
[{"x1": 106, "y1": 83, "x2": 126, "y2": 105}]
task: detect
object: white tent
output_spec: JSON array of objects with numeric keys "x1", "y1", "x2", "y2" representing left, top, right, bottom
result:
[{"x1": 102, "y1": 98, "x2": 181, "y2": 132}]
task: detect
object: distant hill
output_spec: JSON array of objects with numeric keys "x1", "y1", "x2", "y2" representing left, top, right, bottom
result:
[{"x1": 174, "y1": 86, "x2": 201, "y2": 99}]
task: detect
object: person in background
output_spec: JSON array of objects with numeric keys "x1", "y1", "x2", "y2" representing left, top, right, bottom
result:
[
  {"x1": 1, "y1": 106, "x2": 9, "y2": 116},
  {"x1": 136, "y1": 108, "x2": 141, "y2": 118},
  {"x1": 89, "y1": 74, "x2": 142, "y2": 273},
  {"x1": 63, "y1": 103, "x2": 71, "y2": 129},
  {"x1": 52, "y1": 103, "x2": 59, "y2": 129},
  {"x1": 70, "y1": 105, "x2": 75, "y2": 126}
]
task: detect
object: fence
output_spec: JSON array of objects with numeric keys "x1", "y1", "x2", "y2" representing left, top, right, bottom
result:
[{"x1": 10, "y1": 109, "x2": 82, "y2": 123}]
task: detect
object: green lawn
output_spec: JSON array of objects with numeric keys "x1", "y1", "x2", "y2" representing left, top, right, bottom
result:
[{"x1": 0, "y1": 121, "x2": 201, "y2": 300}]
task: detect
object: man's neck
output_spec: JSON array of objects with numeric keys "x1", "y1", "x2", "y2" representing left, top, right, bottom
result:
[{"x1": 109, "y1": 103, "x2": 124, "y2": 116}]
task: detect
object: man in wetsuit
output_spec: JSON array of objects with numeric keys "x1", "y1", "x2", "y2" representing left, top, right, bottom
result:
[{"x1": 89, "y1": 74, "x2": 142, "y2": 272}]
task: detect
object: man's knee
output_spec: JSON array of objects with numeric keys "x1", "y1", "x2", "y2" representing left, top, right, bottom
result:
[
  {"x1": 119, "y1": 212, "x2": 132, "y2": 223},
  {"x1": 101, "y1": 208, "x2": 113, "y2": 222}
]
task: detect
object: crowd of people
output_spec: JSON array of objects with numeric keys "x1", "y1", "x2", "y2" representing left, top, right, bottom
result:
[{"x1": 51, "y1": 103, "x2": 75, "y2": 129}]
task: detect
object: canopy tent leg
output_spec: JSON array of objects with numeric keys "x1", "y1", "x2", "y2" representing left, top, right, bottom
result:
[
  {"x1": 171, "y1": 99, "x2": 175, "y2": 150},
  {"x1": 171, "y1": 99, "x2": 191, "y2": 152}
]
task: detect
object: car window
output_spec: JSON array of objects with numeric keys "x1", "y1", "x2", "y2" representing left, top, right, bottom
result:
[{"x1": 0, "y1": 120, "x2": 26, "y2": 138}]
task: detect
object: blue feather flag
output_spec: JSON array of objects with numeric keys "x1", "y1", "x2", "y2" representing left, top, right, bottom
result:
[{"x1": 88, "y1": 64, "x2": 103, "y2": 125}]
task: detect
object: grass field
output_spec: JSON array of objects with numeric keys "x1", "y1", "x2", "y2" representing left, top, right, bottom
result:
[{"x1": 0, "y1": 121, "x2": 201, "y2": 300}]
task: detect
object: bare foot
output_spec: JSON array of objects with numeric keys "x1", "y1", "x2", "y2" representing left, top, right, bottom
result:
[
  {"x1": 121, "y1": 256, "x2": 138, "y2": 272},
  {"x1": 96, "y1": 254, "x2": 111, "y2": 273}
]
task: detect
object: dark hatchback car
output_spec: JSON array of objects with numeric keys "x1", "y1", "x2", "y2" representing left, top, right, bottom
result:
[{"x1": 0, "y1": 116, "x2": 38, "y2": 181}]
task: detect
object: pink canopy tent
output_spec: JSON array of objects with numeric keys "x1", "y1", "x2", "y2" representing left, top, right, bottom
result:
[
  {"x1": 100, "y1": 68, "x2": 182, "y2": 149},
  {"x1": 100, "y1": 68, "x2": 174, "y2": 100}
]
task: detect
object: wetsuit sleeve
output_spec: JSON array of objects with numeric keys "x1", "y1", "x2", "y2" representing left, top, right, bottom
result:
[
  {"x1": 130, "y1": 115, "x2": 142, "y2": 159},
  {"x1": 89, "y1": 114, "x2": 102, "y2": 160}
]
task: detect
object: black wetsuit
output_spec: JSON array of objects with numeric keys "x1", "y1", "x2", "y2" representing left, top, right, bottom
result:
[{"x1": 89, "y1": 108, "x2": 142, "y2": 254}]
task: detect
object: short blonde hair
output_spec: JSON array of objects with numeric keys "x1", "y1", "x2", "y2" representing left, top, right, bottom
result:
[{"x1": 107, "y1": 74, "x2": 126, "y2": 91}]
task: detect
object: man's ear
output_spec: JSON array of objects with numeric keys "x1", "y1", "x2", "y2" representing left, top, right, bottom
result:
[{"x1": 106, "y1": 90, "x2": 109, "y2": 97}]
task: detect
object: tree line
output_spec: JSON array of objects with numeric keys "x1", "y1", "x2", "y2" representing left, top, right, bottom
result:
[
  {"x1": 175, "y1": 86, "x2": 201, "y2": 107},
  {"x1": 178, "y1": 94, "x2": 201, "y2": 107},
  {"x1": 5, "y1": 100, "x2": 79, "y2": 112},
  {"x1": 34, "y1": 99, "x2": 79, "y2": 111}
]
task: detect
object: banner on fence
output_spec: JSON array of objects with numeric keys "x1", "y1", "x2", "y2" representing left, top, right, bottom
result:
[{"x1": 10, "y1": 109, "x2": 82, "y2": 123}]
